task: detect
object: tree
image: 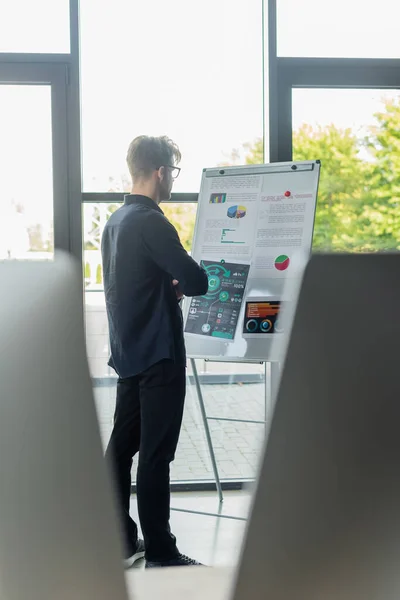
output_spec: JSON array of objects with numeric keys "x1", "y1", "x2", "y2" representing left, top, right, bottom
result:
[
  {"x1": 28, "y1": 224, "x2": 46, "y2": 252},
  {"x1": 163, "y1": 203, "x2": 197, "y2": 251},
  {"x1": 242, "y1": 99, "x2": 400, "y2": 252},
  {"x1": 244, "y1": 126, "x2": 370, "y2": 251},
  {"x1": 94, "y1": 99, "x2": 400, "y2": 257},
  {"x1": 363, "y1": 98, "x2": 400, "y2": 249},
  {"x1": 292, "y1": 124, "x2": 372, "y2": 252},
  {"x1": 97, "y1": 175, "x2": 197, "y2": 251},
  {"x1": 84, "y1": 204, "x2": 120, "y2": 251},
  {"x1": 243, "y1": 124, "x2": 393, "y2": 252},
  {"x1": 244, "y1": 138, "x2": 263, "y2": 165}
]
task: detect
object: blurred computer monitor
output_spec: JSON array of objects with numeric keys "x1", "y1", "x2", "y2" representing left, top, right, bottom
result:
[
  {"x1": 0, "y1": 256, "x2": 129, "y2": 600},
  {"x1": 233, "y1": 254, "x2": 400, "y2": 600}
]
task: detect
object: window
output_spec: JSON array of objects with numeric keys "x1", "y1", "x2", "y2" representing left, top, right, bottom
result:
[
  {"x1": 292, "y1": 88, "x2": 400, "y2": 251},
  {"x1": 83, "y1": 200, "x2": 265, "y2": 482},
  {"x1": 278, "y1": 0, "x2": 400, "y2": 58},
  {"x1": 81, "y1": 0, "x2": 266, "y2": 486},
  {"x1": 83, "y1": 201, "x2": 199, "y2": 378},
  {"x1": 0, "y1": 0, "x2": 70, "y2": 53},
  {"x1": 83, "y1": 202, "x2": 197, "y2": 293},
  {"x1": 0, "y1": 85, "x2": 54, "y2": 259},
  {"x1": 80, "y1": 0, "x2": 263, "y2": 193}
]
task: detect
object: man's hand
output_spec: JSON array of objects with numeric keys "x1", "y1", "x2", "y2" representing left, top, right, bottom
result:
[{"x1": 172, "y1": 279, "x2": 184, "y2": 301}]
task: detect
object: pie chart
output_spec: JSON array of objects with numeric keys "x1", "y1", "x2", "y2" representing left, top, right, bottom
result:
[
  {"x1": 227, "y1": 205, "x2": 246, "y2": 219},
  {"x1": 275, "y1": 255, "x2": 290, "y2": 271}
]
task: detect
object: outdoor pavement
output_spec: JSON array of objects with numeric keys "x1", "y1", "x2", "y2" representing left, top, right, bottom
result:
[{"x1": 94, "y1": 380, "x2": 267, "y2": 482}]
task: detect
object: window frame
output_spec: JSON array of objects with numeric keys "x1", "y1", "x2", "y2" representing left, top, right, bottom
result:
[
  {"x1": 268, "y1": 0, "x2": 400, "y2": 161},
  {"x1": 0, "y1": 0, "x2": 82, "y2": 262}
]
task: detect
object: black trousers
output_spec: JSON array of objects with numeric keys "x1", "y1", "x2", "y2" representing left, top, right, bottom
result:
[{"x1": 105, "y1": 359, "x2": 185, "y2": 562}]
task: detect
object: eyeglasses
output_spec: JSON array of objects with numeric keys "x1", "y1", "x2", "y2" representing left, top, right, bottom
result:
[{"x1": 166, "y1": 165, "x2": 181, "y2": 180}]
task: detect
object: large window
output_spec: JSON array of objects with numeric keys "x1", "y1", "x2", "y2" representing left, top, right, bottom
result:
[
  {"x1": 277, "y1": 0, "x2": 400, "y2": 58},
  {"x1": 0, "y1": 0, "x2": 70, "y2": 53},
  {"x1": 0, "y1": 85, "x2": 54, "y2": 259},
  {"x1": 80, "y1": 0, "x2": 266, "y2": 485},
  {"x1": 80, "y1": 0, "x2": 264, "y2": 193},
  {"x1": 292, "y1": 88, "x2": 400, "y2": 252},
  {"x1": 83, "y1": 202, "x2": 198, "y2": 293},
  {"x1": 83, "y1": 201, "x2": 265, "y2": 483}
]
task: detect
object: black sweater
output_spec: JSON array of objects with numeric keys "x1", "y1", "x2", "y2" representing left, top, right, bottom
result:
[{"x1": 101, "y1": 194, "x2": 208, "y2": 378}]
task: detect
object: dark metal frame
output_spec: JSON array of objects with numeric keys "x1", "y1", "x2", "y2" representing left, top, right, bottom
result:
[
  {"x1": 0, "y1": 62, "x2": 70, "y2": 253},
  {"x1": 267, "y1": 0, "x2": 400, "y2": 162},
  {"x1": 6, "y1": 0, "x2": 399, "y2": 496},
  {"x1": 82, "y1": 192, "x2": 199, "y2": 204},
  {"x1": 0, "y1": 0, "x2": 82, "y2": 266}
]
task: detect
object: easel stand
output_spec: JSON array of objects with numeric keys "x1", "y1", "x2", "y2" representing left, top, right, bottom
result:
[
  {"x1": 191, "y1": 358, "x2": 224, "y2": 503},
  {"x1": 171, "y1": 359, "x2": 280, "y2": 521}
]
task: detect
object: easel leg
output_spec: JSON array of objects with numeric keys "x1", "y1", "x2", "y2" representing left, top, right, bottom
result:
[
  {"x1": 265, "y1": 361, "x2": 280, "y2": 430},
  {"x1": 271, "y1": 361, "x2": 280, "y2": 403},
  {"x1": 264, "y1": 361, "x2": 271, "y2": 430},
  {"x1": 190, "y1": 358, "x2": 223, "y2": 504}
]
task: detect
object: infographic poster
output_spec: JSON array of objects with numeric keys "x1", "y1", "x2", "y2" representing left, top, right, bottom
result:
[
  {"x1": 252, "y1": 187, "x2": 316, "y2": 279},
  {"x1": 196, "y1": 174, "x2": 261, "y2": 261},
  {"x1": 184, "y1": 162, "x2": 320, "y2": 361},
  {"x1": 242, "y1": 300, "x2": 283, "y2": 337},
  {"x1": 184, "y1": 260, "x2": 250, "y2": 340}
]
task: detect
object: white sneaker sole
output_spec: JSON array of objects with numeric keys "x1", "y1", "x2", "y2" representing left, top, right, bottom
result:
[{"x1": 124, "y1": 549, "x2": 145, "y2": 569}]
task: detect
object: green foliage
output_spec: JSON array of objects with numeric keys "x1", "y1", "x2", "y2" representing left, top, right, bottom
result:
[
  {"x1": 244, "y1": 138, "x2": 264, "y2": 164},
  {"x1": 162, "y1": 203, "x2": 197, "y2": 251},
  {"x1": 84, "y1": 204, "x2": 120, "y2": 251},
  {"x1": 293, "y1": 124, "x2": 369, "y2": 252},
  {"x1": 96, "y1": 264, "x2": 102, "y2": 285},
  {"x1": 93, "y1": 100, "x2": 400, "y2": 255},
  {"x1": 363, "y1": 98, "x2": 400, "y2": 248},
  {"x1": 84, "y1": 262, "x2": 91, "y2": 281},
  {"x1": 244, "y1": 99, "x2": 400, "y2": 252}
]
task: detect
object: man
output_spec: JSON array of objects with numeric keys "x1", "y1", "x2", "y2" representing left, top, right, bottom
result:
[{"x1": 102, "y1": 136, "x2": 208, "y2": 569}]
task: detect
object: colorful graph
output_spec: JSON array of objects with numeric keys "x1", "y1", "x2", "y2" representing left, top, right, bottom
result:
[
  {"x1": 227, "y1": 205, "x2": 246, "y2": 219},
  {"x1": 209, "y1": 193, "x2": 226, "y2": 204},
  {"x1": 221, "y1": 229, "x2": 245, "y2": 244},
  {"x1": 185, "y1": 260, "x2": 250, "y2": 340},
  {"x1": 274, "y1": 255, "x2": 290, "y2": 271}
]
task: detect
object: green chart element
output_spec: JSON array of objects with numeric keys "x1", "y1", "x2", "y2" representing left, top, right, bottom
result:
[
  {"x1": 208, "y1": 275, "x2": 221, "y2": 292},
  {"x1": 274, "y1": 254, "x2": 290, "y2": 271},
  {"x1": 219, "y1": 291, "x2": 229, "y2": 302}
]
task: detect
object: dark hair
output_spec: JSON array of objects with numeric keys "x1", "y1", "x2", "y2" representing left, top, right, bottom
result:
[{"x1": 126, "y1": 135, "x2": 181, "y2": 180}]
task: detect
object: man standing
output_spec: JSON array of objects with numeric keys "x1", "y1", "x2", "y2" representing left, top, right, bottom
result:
[{"x1": 102, "y1": 136, "x2": 208, "y2": 569}]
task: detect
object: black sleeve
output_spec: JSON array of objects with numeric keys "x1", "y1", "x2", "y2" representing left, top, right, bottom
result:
[{"x1": 142, "y1": 212, "x2": 209, "y2": 297}]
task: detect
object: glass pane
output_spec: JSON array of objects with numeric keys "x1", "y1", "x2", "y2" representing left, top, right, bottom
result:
[
  {"x1": 83, "y1": 202, "x2": 198, "y2": 379},
  {"x1": 83, "y1": 202, "x2": 197, "y2": 292},
  {"x1": 292, "y1": 88, "x2": 400, "y2": 252},
  {"x1": 84, "y1": 201, "x2": 265, "y2": 484},
  {"x1": 162, "y1": 203, "x2": 197, "y2": 252},
  {"x1": 278, "y1": 0, "x2": 400, "y2": 58},
  {"x1": 0, "y1": 0, "x2": 70, "y2": 53},
  {"x1": 94, "y1": 371, "x2": 265, "y2": 483},
  {"x1": 80, "y1": 0, "x2": 263, "y2": 193},
  {"x1": 0, "y1": 85, "x2": 54, "y2": 260}
]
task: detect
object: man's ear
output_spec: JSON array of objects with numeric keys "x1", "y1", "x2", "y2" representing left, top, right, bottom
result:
[{"x1": 157, "y1": 166, "x2": 165, "y2": 182}]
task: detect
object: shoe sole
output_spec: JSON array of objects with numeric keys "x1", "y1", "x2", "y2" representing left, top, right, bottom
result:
[
  {"x1": 124, "y1": 550, "x2": 145, "y2": 569},
  {"x1": 146, "y1": 561, "x2": 203, "y2": 568}
]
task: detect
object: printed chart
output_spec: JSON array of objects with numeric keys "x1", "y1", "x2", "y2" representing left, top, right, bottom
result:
[
  {"x1": 184, "y1": 162, "x2": 320, "y2": 361},
  {"x1": 227, "y1": 205, "x2": 247, "y2": 219},
  {"x1": 185, "y1": 260, "x2": 250, "y2": 340},
  {"x1": 243, "y1": 300, "x2": 282, "y2": 336},
  {"x1": 274, "y1": 255, "x2": 290, "y2": 271}
]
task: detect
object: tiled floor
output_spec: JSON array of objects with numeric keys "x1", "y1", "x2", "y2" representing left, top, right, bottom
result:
[
  {"x1": 94, "y1": 381, "x2": 267, "y2": 482},
  {"x1": 128, "y1": 490, "x2": 252, "y2": 568}
]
